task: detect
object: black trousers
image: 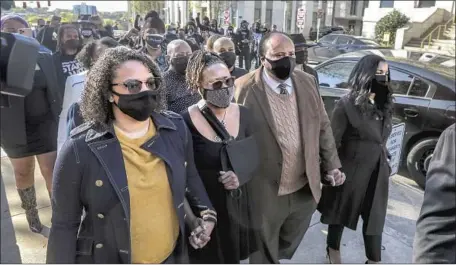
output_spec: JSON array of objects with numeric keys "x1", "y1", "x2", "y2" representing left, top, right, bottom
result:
[
  {"x1": 326, "y1": 162, "x2": 383, "y2": 262},
  {"x1": 327, "y1": 224, "x2": 382, "y2": 262},
  {"x1": 238, "y1": 50, "x2": 251, "y2": 71}
]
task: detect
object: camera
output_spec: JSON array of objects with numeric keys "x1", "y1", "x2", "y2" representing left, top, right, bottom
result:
[{"x1": 0, "y1": 32, "x2": 40, "y2": 99}]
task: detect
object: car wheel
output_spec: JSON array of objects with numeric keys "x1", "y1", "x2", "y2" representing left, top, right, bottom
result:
[{"x1": 406, "y1": 137, "x2": 438, "y2": 189}]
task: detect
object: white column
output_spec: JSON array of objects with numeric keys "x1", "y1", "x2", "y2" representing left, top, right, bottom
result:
[
  {"x1": 180, "y1": 1, "x2": 188, "y2": 25},
  {"x1": 325, "y1": 0, "x2": 334, "y2": 26},
  {"x1": 291, "y1": 0, "x2": 297, "y2": 33},
  {"x1": 272, "y1": 1, "x2": 285, "y2": 30},
  {"x1": 261, "y1": 0, "x2": 267, "y2": 23},
  {"x1": 241, "y1": 1, "x2": 255, "y2": 25}
]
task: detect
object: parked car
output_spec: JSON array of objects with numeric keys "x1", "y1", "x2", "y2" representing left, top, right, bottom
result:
[
  {"x1": 307, "y1": 34, "x2": 381, "y2": 65},
  {"x1": 309, "y1": 26, "x2": 344, "y2": 41},
  {"x1": 314, "y1": 49, "x2": 456, "y2": 188}
]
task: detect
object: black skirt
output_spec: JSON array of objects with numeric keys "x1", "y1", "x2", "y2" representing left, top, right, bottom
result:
[{"x1": 1, "y1": 117, "x2": 57, "y2": 159}]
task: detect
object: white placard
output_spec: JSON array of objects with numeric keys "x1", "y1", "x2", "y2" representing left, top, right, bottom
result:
[{"x1": 386, "y1": 123, "x2": 406, "y2": 176}]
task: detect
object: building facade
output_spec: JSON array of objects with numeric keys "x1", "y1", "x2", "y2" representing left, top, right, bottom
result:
[
  {"x1": 163, "y1": 0, "x2": 364, "y2": 38},
  {"x1": 73, "y1": 3, "x2": 97, "y2": 17},
  {"x1": 362, "y1": 0, "x2": 455, "y2": 39}
]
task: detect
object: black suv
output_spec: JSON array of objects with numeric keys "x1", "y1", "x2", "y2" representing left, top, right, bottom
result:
[{"x1": 314, "y1": 49, "x2": 456, "y2": 188}]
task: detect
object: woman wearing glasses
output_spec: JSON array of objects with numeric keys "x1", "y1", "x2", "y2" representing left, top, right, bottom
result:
[
  {"x1": 182, "y1": 51, "x2": 260, "y2": 264},
  {"x1": 47, "y1": 47, "x2": 214, "y2": 264}
]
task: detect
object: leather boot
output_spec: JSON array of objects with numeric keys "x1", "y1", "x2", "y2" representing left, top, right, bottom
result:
[{"x1": 17, "y1": 186, "x2": 43, "y2": 233}]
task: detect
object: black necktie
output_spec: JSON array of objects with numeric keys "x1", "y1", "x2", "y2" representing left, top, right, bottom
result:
[{"x1": 278, "y1": 83, "x2": 288, "y2": 95}]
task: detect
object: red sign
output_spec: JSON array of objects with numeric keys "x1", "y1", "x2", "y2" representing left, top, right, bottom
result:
[
  {"x1": 317, "y1": 9, "x2": 324, "y2": 19},
  {"x1": 224, "y1": 9, "x2": 230, "y2": 25},
  {"x1": 297, "y1": 8, "x2": 306, "y2": 28}
]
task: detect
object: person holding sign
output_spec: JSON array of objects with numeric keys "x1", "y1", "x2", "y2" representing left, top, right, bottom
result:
[{"x1": 318, "y1": 54, "x2": 394, "y2": 264}]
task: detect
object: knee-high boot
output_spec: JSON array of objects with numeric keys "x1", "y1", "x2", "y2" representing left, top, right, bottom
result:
[{"x1": 17, "y1": 186, "x2": 43, "y2": 233}]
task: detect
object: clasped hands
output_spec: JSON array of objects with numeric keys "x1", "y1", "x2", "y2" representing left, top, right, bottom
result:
[{"x1": 324, "y1": 168, "x2": 346, "y2": 187}]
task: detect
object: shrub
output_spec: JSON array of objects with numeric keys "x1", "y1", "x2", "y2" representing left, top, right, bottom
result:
[{"x1": 375, "y1": 10, "x2": 410, "y2": 46}]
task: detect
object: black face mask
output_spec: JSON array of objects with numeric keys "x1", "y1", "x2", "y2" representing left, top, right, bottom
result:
[
  {"x1": 171, "y1": 56, "x2": 189, "y2": 75},
  {"x1": 63, "y1": 39, "x2": 81, "y2": 50},
  {"x1": 81, "y1": 28, "x2": 93, "y2": 38},
  {"x1": 203, "y1": 20, "x2": 210, "y2": 26},
  {"x1": 112, "y1": 90, "x2": 159, "y2": 121},
  {"x1": 144, "y1": 34, "x2": 164, "y2": 49},
  {"x1": 266, "y1": 56, "x2": 296, "y2": 80},
  {"x1": 219, "y1": 51, "x2": 237, "y2": 69},
  {"x1": 295, "y1": 51, "x2": 305, "y2": 65},
  {"x1": 371, "y1": 75, "x2": 389, "y2": 106}
]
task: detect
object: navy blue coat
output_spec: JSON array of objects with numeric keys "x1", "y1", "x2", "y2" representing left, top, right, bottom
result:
[{"x1": 46, "y1": 111, "x2": 214, "y2": 263}]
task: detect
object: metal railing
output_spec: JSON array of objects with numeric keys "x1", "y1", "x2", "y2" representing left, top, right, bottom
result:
[{"x1": 421, "y1": 16, "x2": 455, "y2": 48}]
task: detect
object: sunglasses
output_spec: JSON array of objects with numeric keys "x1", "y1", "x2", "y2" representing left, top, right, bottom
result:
[
  {"x1": 111, "y1": 77, "x2": 159, "y2": 94},
  {"x1": 207, "y1": 77, "x2": 235, "y2": 90}
]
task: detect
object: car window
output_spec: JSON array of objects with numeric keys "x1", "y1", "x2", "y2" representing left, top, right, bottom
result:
[
  {"x1": 389, "y1": 68, "x2": 412, "y2": 95},
  {"x1": 409, "y1": 77, "x2": 429, "y2": 97},
  {"x1": 316, "y1": 61, "x2": 356, "y2": 88},
  {"x1": 320, "y1": 35, "x2": 337, "y2": 44},
  {"x1": 335, "y1": 36, "x2": 353, "y2": 45}
]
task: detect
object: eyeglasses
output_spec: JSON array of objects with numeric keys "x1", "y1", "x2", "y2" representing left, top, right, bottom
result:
[
  {"x1": 207, "y1": 77, "x2": 235, "y2": 90},
  {"x1": 111, "y1": 77, "x2": 159, "y2": 94}
]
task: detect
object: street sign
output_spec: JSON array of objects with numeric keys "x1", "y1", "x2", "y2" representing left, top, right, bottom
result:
[
  {"x1": 223, "y1": 9, "x2": 230, "y2": 25},
  {"x1": 386, "y1": 123, "x2": 406, "y2": 176},
  {"x1": 297, "y1": 8, "x2": 305, "y2": 29},
  {"x1": 383, "y1": 32, "x2": 390, "y2": 42},
  {"x1": 317, "y1": 8, "x2": 324, "y2": 19}
]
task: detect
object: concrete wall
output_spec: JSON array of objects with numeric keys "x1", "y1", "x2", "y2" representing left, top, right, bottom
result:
[
  {"x1": 395, "y1": 7, "x2": 447, "y2": 49},
  {"x1": 362, "y1": 0, "x2": 454, "y2": 38}
]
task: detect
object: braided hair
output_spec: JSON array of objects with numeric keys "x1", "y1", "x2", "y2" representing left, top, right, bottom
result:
[{"x1": 186, "y1": 50, "x2": 225, "y2": 93}]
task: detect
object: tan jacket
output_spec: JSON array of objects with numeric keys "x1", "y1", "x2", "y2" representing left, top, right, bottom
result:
[{"x1": 234, "y1": 67, "x2": 341, "y2": 202}]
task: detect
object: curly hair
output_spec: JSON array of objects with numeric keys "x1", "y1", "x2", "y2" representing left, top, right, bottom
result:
[
  {"x1": 348, "y1": 54, "x2": 394, "y2": 117},
  {"x1": 80, "y1": 46, "x2": 163, "y2": 127},
  {"x1": 76, "y1": 37, "x2": 119, "y2": 69},
  {"x1": 186, "y1": 50, "x2": 225, "y2": 93},
  {"x1": 57, "y1": 24, "x2": 82, "y2": 52}
]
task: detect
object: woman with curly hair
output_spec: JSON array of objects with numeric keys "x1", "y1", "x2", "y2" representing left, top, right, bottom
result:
[
  {"x1": 47, "y1": 47, "x2": 215, "y2": 264},
  {"x1": 182, "y1": 51, "x2": 260, "y2": 263},
  {"x1": 57, "y1": 37, "x2": 119, "y2": 152},
  {"x1": 317, "y1": 54, "x2": 394, "y2": 264}
]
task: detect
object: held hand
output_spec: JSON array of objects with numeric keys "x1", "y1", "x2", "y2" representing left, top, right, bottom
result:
[
  {"x1": 219, "y1": 171, "x2": 240, "y2": 190},
  {"x1": 188, "y1": 219, "x2": 215, "y2": 249},
  {"x1": 326, "y1": 169, "x2": 346, "y2": 186}
]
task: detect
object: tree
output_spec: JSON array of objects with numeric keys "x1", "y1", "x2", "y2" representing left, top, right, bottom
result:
[
  {"x1": 0, "y1": 0, "x2": 15, "y2": 10},
  {"x1": 130, "y1": 1, "x2": 165, "y2": 17},
  {"x1": 375, "y1": 10, "x2": 410, "y2": 46}
]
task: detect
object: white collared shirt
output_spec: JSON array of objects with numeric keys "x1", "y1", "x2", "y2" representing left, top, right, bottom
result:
[{"x1": 262, "y1": 69, "x2": 293, "y2": 94}]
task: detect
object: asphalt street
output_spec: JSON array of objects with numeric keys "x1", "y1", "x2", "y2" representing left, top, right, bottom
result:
[{"x1": 1, "y1": 154, "x2": 423, "y2": 264}]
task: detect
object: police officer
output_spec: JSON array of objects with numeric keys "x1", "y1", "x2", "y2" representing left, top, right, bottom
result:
[{"x1": 236, "y1": 20, "x2": 251, "y2": 71}]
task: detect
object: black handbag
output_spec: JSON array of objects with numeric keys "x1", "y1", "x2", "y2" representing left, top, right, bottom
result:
[
  {"x1": 198, "y1": 104, "x2": 260, "y2": 260},
  {"x1": 198, "y1": 104, "x2": 259, "y2": 188}
]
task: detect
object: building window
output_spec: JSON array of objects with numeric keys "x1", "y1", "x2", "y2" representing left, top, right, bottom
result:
[
  {"x1": 415, "y1": 0, "x2": 436, "y2": 8},
  {"x1": 254, "y1": 8, "x2": 261, "y2": 22},
  {"x1": 380, "y1": 0, "x2": 394, "y2": 8},
  {"x1": 350, "y1": 0, "x2": 357, "y2": 15},
  {"x1": 266, "y1": 9, "x2": 273, "y2": 24}
]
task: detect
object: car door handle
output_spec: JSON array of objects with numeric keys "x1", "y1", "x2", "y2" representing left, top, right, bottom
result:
[{"x1": 404, "y1": 107, "x2": 419, "y2": 117}]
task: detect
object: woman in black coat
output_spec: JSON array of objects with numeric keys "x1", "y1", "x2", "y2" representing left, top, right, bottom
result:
[
  {"x1": 46, "y1": 47, "x2": 215, "y2": 263},
  {"x1": 318, "y1": 54, "x2": 394, "y2": 264}
]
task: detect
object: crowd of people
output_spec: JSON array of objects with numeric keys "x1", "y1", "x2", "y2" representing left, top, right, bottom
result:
[{"x1": 0, "y1": 9, "x2": 454, "y2": 265}]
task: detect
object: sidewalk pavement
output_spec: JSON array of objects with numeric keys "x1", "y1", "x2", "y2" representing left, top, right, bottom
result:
[{"x1": 1, "y1": 154, "x2": 424, "y2": 264}]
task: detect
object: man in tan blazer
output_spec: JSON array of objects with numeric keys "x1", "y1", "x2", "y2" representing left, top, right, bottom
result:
[{"x1": 234, "y1": 32, "x2": 344, "y2": 263}]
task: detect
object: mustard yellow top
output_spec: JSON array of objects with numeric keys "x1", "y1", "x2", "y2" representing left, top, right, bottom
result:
[{"x1": 114, "y1": 119, "x2": 179, "y2": 263}]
